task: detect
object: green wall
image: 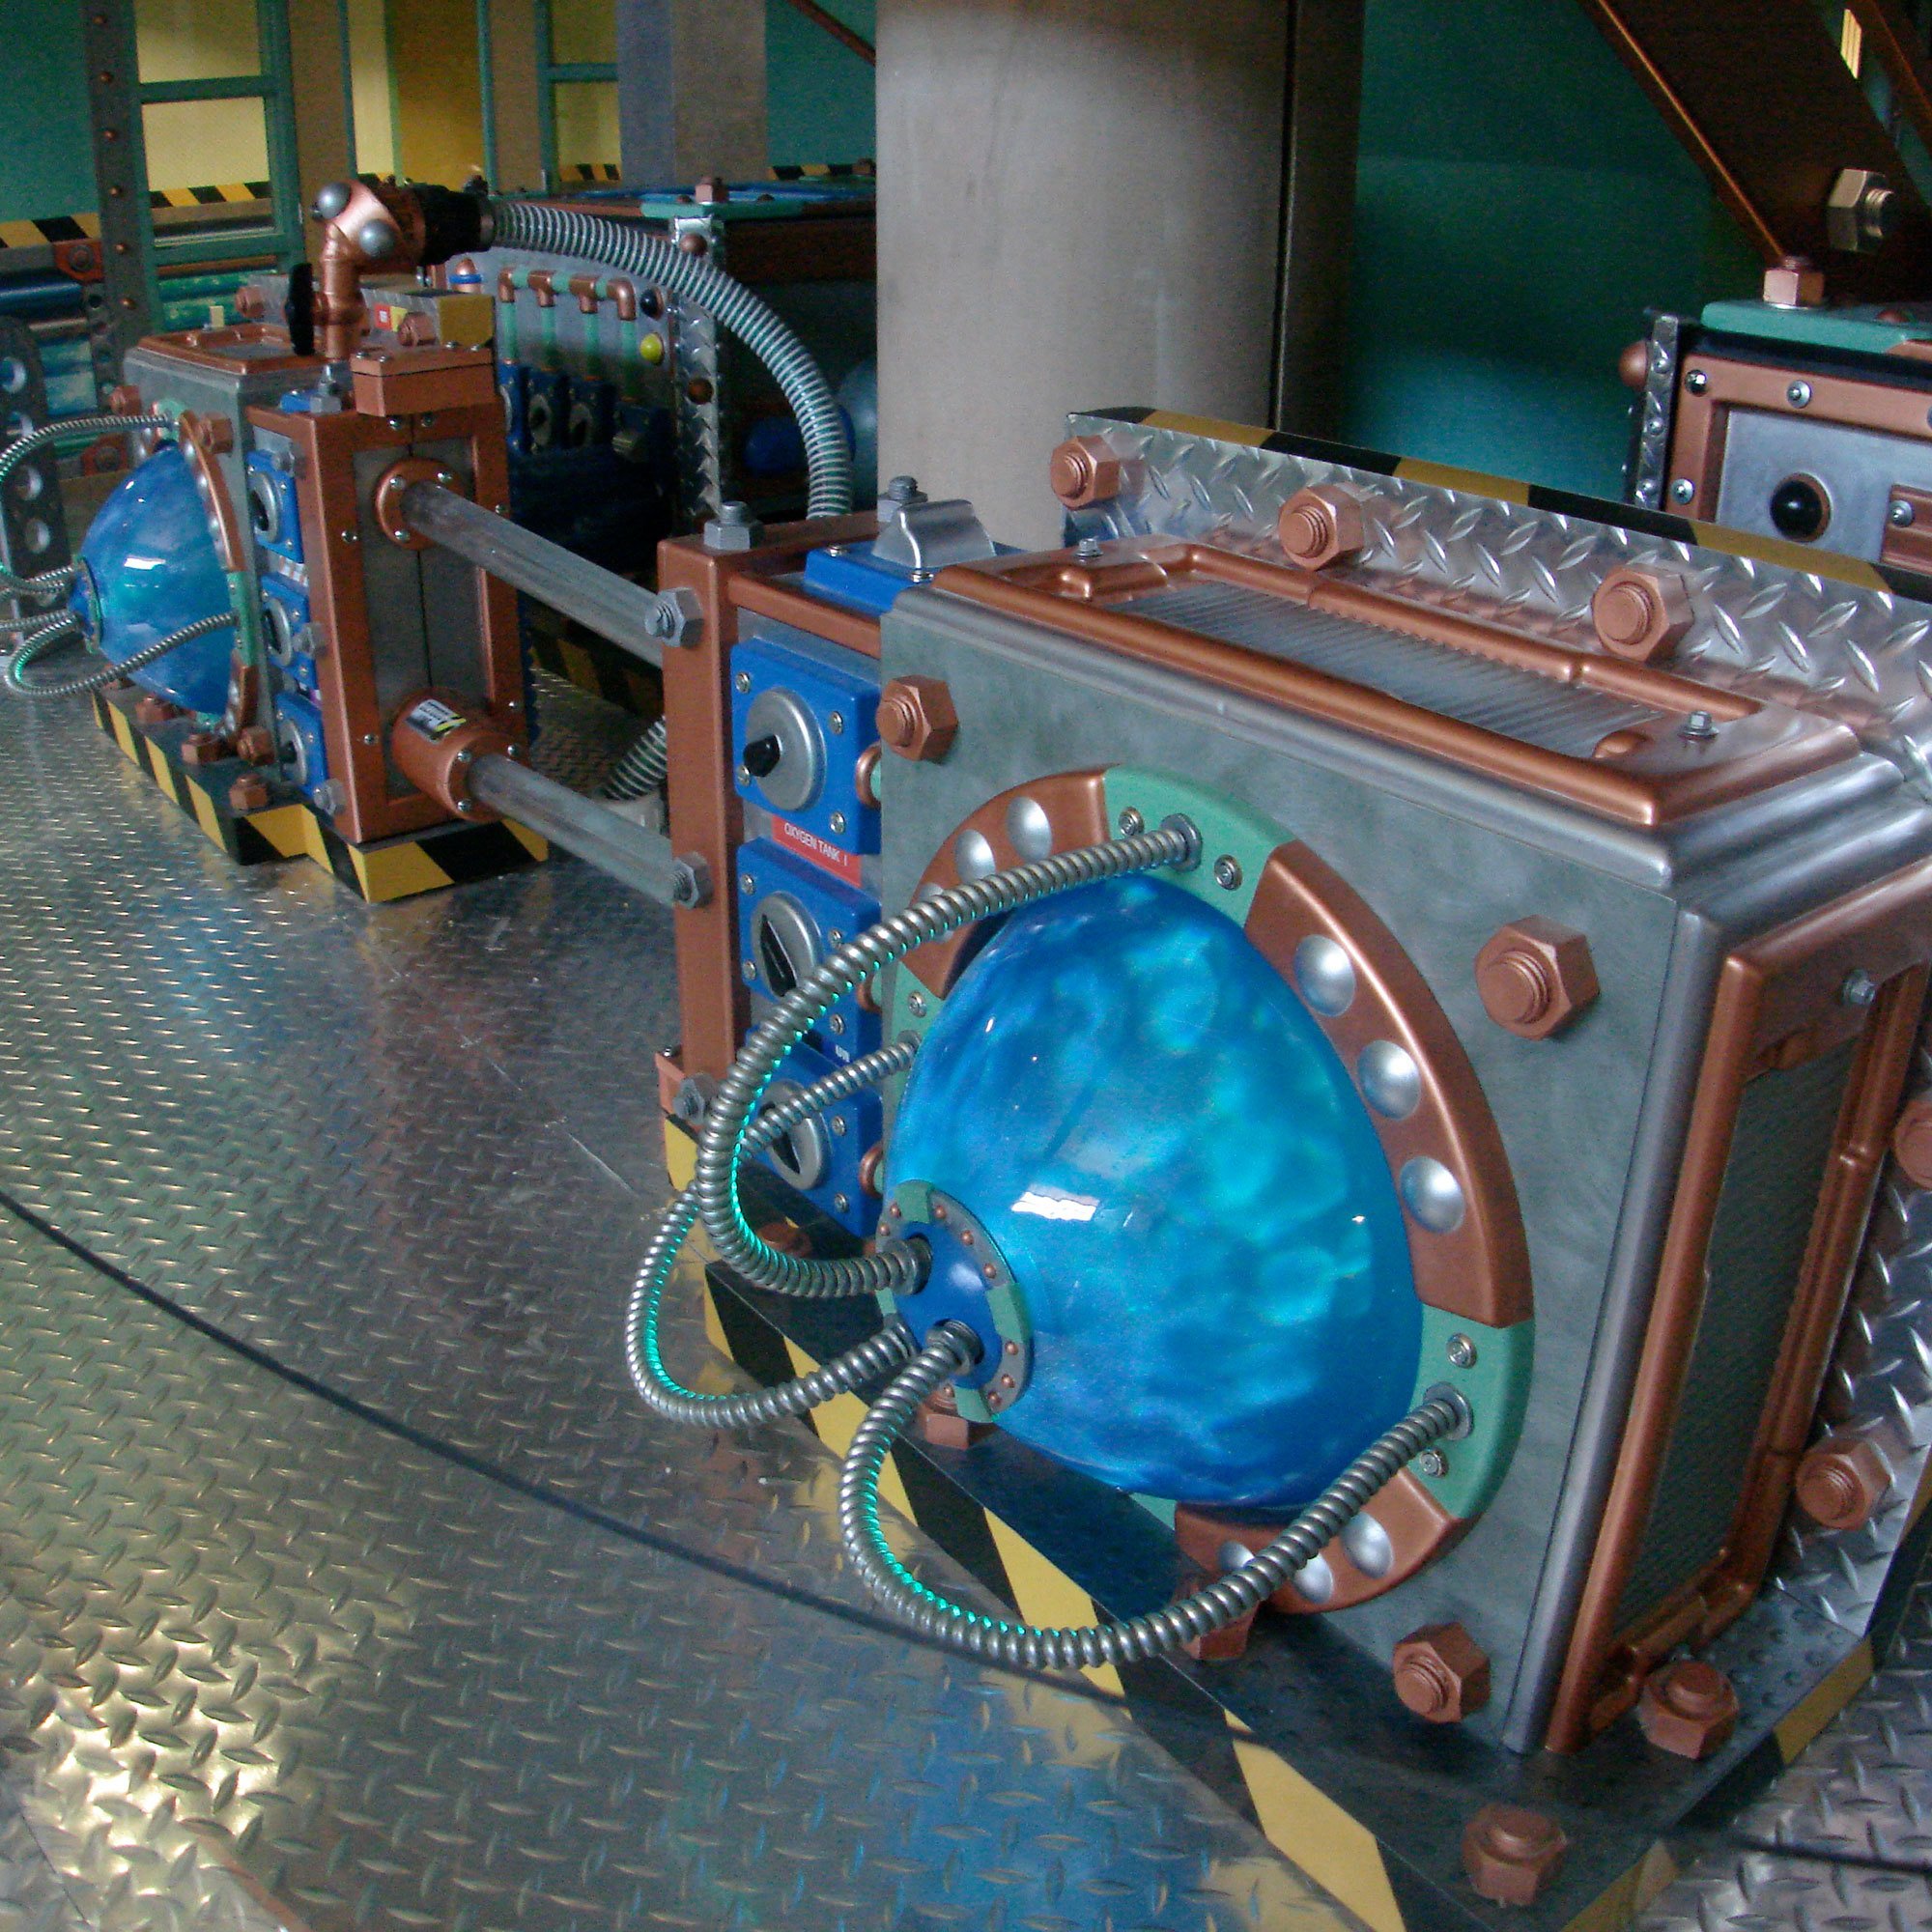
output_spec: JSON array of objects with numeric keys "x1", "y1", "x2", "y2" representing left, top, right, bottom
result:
[
  {"x1": 1, "y1": 0, "x2": 98, "y2": 222},
  {"x1": 1341, "y1": 0, "x2": 1760, "y2": 499},
  {"x1": 766, "y1": 0, "x2": 875, "y2": 168}
]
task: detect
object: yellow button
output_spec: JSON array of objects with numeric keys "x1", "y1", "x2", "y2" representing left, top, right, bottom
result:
[{"x1": 638, "y1": 332, "x2": 666, "y2": 365}]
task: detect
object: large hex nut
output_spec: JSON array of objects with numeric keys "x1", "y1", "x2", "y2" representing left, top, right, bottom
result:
[
  {"x1": 1826, "y1": 168, "x2": 1897, "y2": 255},
  {"x1": 1048, "y1": 436, "x2": 1123, "y2": 509},
  {"x1": 1463, "y1": 1804, "x2": 1569, "y2": 1907},
  {"x1": 1796, "y1": 1432, "x2": 1893, "y2": 1532},
  {"x1": 876, "y1": 675, "x2": 957, "y2": 762},
  {"x1": 1892, "y1": 1096, "x2": 1932, "y2": 1188},
  {"x1": 1591, "y1": 566, "x2": 1692, "y2": 663},
  {"x1": 1637, "y1": 1659, "x2": 1738, "y2": 1760},
  {"x1": 1393, "y1": 1622, "x2": 1492, "y2": 1722},
  {"x1": 1277, "y1": 486, "x2": 1367, "y2": 571},
  {"x1": 1476, "y1": 918, "x2": 1599, "y2": 1038}
]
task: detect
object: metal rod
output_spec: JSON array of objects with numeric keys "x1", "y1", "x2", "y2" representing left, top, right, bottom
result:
[
  {"x1": 469, "y1": 753, "x2": 694, "y2": 905},
  {"x1": 476, "y1": 0, "x2": 498, "y2": 186},
  {"x1": 401, "y1": 482, "x2": 692, "y2": 665}
]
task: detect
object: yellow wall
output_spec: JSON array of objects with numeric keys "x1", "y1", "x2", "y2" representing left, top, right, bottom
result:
[
  {"x1": 135, "y1": 0, "x2": 268, "y2": 187},
  {"x1": 390, "y1": 0, "x2": 484, "y2": 184}
]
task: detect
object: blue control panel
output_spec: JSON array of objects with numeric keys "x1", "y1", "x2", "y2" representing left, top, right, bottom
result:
[
  {"x1": 757, "y1": 1040, "x2": 882, "y2": 1239},
  {"x1": 243, "y1": 450, "x2": 303, "y2": 563},
  {"x1": 730, "y1": 630, "x2": 880, "y2": 854},
  {"x1": 260, "y1": 578, "x2": 317, "y2": 696},
  {"x1": 736, "y1": 837, "x2": 879, "y2": 1063},
  {"x1": 272, "y1": 691, "x2": 329, "y2": 804}
]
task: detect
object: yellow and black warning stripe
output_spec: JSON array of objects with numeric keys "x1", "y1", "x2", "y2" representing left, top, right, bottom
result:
[
  {"x1": 91, "y1": 690, "x2": 545, "y2": 903},
  {"x1": 526, "y1": 620, "x2": 663, "y2": 718},
  {"x1": 767, "y1": 160, "x2": 875, "y2": 181},
  {"x1": 1098, "y1": 407, "x2": 1932, "y2": 607},
  {"x1": 0, "y1": 184, "x2": 271, "y2": 251},
  {"x1": 689, "y1": 1140, "x2": 1906, "y2": 1932},
  {"x1": 559, "y1": 163, "x2": 624, "y2": 184}
]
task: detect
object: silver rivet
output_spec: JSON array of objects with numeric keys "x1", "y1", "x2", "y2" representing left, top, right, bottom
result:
[
  {"x1": 828, "y1": 710, "x2": 844, "y2": 735},
  {"x1": 1447, "y1": 1332, "x2": 1477, "y2": 1368},
  {"x1": 339, "y1": 527, "x2": 359, "y2": 544},
  {"x1": 1075, "y1": 534, "x2": 1104, "y2": 562},
  {"x1": 1293, "y1": 935, "x2": 1357, "y2": 1015},
  {"x1": 1400, "y1": 1156, "x2": 1466, "y2": 1233},
  {"x1": 1685, "y1": 369, "x2": 1708, "y2": 394},
  {"x1": 829, "y1": 810, "x2": 848, "y2": 835},
  {"x1": 734, "y1": 764, "x2": 752, "y2": 787},
  {"x1": 1670, "y1": 478, "x2": 1694, "y2": 503},
  {"x1": 1007, "y1": 794, "x2": 1054, "y2": 860},
  {"x1": 1291, "y1": 1552, "x2": 1336, "y2": 1605},
  {"x1": 907, "y1": 990, "x2": 928, "y2": 1016},
  {"x1": 1681, "y1": 708, "x2": 1717, "y2": 741},
  {"x1": 827, "y1": 1012, "x2": 845, "y2": 1035},
  {"x1": 954, "y1": 827, "x2": 998, "y2": 880},
  {"x1": 1841, "y1": 968, "x2": 1879, "y2": 1009},
  {"x1": 739, "y1": 872, "x2": 754, "y2": 894},
  {"x1": 733, "y1": 670, "x2": 752, "y2": 693},
  {"x1": 1357, "y1": 1039, "x2": 1421, "y2": 1120},
  {"x1": 1892, "y1": 497, "x2": 1917, "y2": 528},
  {"x1": 830, "y1": 1115, "x2": 848, "y2": 1137},
  {"x1": 1341, "y1": 1513, "x2": 1393, "y2": 1578},
  {"x1": 1117, "y1": 807, "x2": 1144, "y2": 836},
  {"x1": 1788, "y1": 380, "x2": 1812, "y2": 408},
  {"x1": 360, "y1": 731, "x2": 377, "y2": 746},
  {"x1": 1212, "y1": 855, "x2": 1242, "y2": 891},
  {"x1": 740, "y1": 959, "x2": 757, "y2": 981},
  {"x1": 1418, "y1": 1449, "x2": 1448, "y2": 1479},
  {"x1": 833, "y1": 1191, "x2": 851, "y2": 1213}
]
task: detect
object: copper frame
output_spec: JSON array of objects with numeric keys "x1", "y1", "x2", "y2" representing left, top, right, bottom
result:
[
  {"x1": 937, "y1": 544, "x2": 1857, "y2": 830},
  {"x1": 248, "y1": 397, "x2": 521, "y2": 846},
  {"x1": 1545, "y1": 858, "x2": 1932, "y2": 1751},
  {"x1": 655, "y1": 513, "x2": 882, "y2": 1083},
  {"x1": 1667, "y1": 352, "x2": 1932, "y2": 526}
]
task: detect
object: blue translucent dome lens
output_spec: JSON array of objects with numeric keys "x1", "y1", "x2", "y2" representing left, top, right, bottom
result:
[
  {"x1": 71, "y1": 446, "x2": 234, "y2": 714},
  {"x1": 887, "y1": 874, "x2": 1421, "y2": 1511}
]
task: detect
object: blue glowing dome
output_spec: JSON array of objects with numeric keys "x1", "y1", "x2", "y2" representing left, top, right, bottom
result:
[
  {"x1": 70, "y1": 445, "x2": 234, "y2": 714},
  {"x1": 887, "y1": 875, "x2": 1422, "y2": 1511}
]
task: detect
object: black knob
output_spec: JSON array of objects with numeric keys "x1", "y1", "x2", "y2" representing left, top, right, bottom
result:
[
  {"x1": 1769, "y1": 474, "x2": 1829, "y2": 541},
  {"x1": 742, "y1": 731, "x2": 783, "y2": 780}
]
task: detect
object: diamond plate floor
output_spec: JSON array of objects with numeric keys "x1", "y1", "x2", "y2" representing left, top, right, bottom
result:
[{"x1": 0, "y1": 676, "x2": 1929, "y2": 1928}]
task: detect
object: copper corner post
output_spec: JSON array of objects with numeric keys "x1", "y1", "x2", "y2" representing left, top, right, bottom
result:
[
  {"x1": 1545, "y1": 860, "x2": 1932, "y2": 1751},
  {"x1": 656, "y1": 510, "x2": 882, "y2": 1085}
]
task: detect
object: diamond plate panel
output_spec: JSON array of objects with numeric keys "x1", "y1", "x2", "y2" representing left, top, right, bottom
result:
[
  {"x1": 1067, "y1": 412, "x2": 1932, "y2": 792},
  {"x1": 0, "y1": 1201, "x2": 1345, "y2": 1931},
  {"x1": 1639, "y1": 1851, "x2": 1932, "y2": 1932}
]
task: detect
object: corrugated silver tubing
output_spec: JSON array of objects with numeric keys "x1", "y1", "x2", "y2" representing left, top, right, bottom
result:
[
  {"x1": 0, "y1": 412, "x2": 174, "y2": 601},
  {"x1": 624, "y1": 1039, "x2": 923, "y2": 1427},
  {"x1": 840, "y1": 1331, "x2": 1463, "y2": 1668},
  {"x1": 691, "y1": 823, "x2": 1201, "y2": 1302},
  {"x1": 488, "y1": 200, "x2": 853, "y2": 519},
  {"x1": 4, "y1": 610, "x2": 234, "y2": 699},
  {"x1": 603, "y1": 715, "x2": 669, "y2": 800}
]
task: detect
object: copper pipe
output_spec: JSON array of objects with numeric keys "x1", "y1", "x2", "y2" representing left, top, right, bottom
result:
[{"x1": 780, "y1": 0, "x2": 875, "y2": 65}]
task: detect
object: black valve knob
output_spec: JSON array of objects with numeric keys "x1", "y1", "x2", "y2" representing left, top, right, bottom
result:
[{"x1": 742, "y1": 731, "x2": 783, "y2": 780}]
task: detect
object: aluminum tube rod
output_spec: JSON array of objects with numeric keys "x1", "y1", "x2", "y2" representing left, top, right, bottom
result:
[
  {"x1": 401, "y1": 483, "x2": 690, "y2": 665},
  {"x1": 469, "y1": 753, "x2": 695, "y2": 905}
]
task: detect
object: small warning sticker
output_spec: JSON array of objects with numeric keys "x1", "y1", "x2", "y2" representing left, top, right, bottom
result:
[
  {"x1": 772, "y1": 814, "x2": 862, "y2": 884},
  {"x1": 406, "y1": 696, "x2": 466, "y2": 740}
]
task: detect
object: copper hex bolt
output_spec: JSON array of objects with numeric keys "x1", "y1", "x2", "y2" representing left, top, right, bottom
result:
[
  {"x1": 231, "y1": 724, "x2": 276, "y2": 766},
  {"x1": 1277, "y1": 485, "x2": 1368, "y2": 571},
  {"x1": 1392, "y1": 1622, "x2": 1492, "y2": 1722},
  {"x1": 1795, "y1": 1432, "x2": 1893, "y2": 1532},
  {"x1": 179, "y1": 730, "x2": 229, "y2": 767},
  {"x1": 1048, "y1": 435, "x2": 1123, "y2": 509},
  {"x1": 1475, "y1": 918, "x2": 1599, "y2": 1039},
  {"x1": 1763, "y1": 253, "x2": 1826, "y2": 308},
  {"x1": 1463, "y1": 1804, "x2": 1569, "y2": 1907},
  {"x1": 916, "y1": 1381, "x2": 992, "y2": 1450},
  {"x1": 876, "y1": 675, "x2": 957, "y2": 762},
  {"x1": 227, "y1": 771, "x2": 271, "y2": 813},
  {"x1": 1637, "y1": 1659, "x2": 1739, "y2": 1760},
  {"x1": 1590, "y1": 566, "x2": 1692, "y2": 664},
  {"x1": 108, "y1": 382, "x2": 145, "y2": 416},
  {"x1": 131, "y1": 694, "x2": 185, "y2": 728},
  {"x1": 1891, "y1": 1095, "x2": 1932, "y2": 1188}
]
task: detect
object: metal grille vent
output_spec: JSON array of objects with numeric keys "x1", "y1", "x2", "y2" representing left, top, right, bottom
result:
[
  {"x1": 1116, "y1": 579, "x2": 1661, "y2": 758},
  {"x1": 1614, "y1": 1041, "x2": 1857, "y2": 1632}
]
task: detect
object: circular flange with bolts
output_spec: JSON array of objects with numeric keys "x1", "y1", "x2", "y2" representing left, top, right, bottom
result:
[
  {"x1": 374, "y1": 458, "x2": 463, "y2": 549},
  {"x1": 878, "y1": 1179, "x2": 1031, "y2": 1417}
]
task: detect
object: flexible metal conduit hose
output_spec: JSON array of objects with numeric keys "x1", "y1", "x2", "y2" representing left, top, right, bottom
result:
[
  {"x1": 4, "y1": 610, "x2": 232, "y2": 699},
  {"x1": 625, "y1": 1038, "x2": 924, "y2": 1428},
  {"x1": 603, "y1": 715, "x2": 668, "y2": 801},
  {"x1": 487, "y1": 200, "x2": 853, "y2": 519},
  {"x1": 0, "y1": 412, "x2": 176, "y2": 602},
  {"x1": 690, "y1": 823, "x2": 1201, "y2": 1304},
  {"x1": 843, "y1": 1328, "x2": 1464, "y2": 1667}
]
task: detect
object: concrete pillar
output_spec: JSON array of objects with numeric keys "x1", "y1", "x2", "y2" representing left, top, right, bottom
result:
[
  {"x1": 618, "y1": 0, "x2": 769, "y2": 185},
  {"x1": 876, "y1": 0, "x2": 1289, "y2": 547}
]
